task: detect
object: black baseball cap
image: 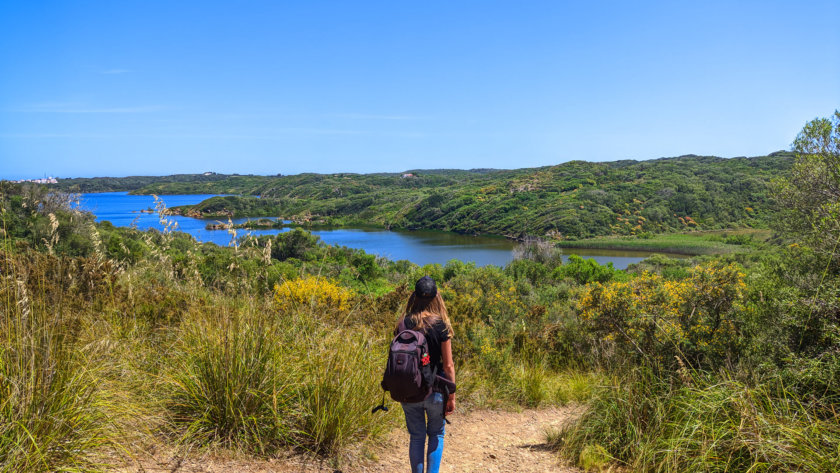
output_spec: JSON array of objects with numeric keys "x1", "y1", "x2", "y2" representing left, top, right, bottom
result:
[{"x1": 415, "y1": 276, "x2": 437, "y2": 298}]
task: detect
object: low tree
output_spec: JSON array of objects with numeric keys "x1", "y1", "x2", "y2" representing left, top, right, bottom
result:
[
  {"x1": 271, "y1": 228, "x2": 320, "y2": 261},
  {"x1": 775, "y1": 110, "x2": 840, "y2": 261}
]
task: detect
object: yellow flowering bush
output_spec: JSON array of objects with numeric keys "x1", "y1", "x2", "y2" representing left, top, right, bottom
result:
[
  {"x1": 274, "y1": 275, "x2": 354, "y2": 314},
  {"x1": 445, "y1": 268, "x2": 527, "y2": 330},
  {"x1": 578, "y1": 261, "x2": 747, "y2": 369},
  {"x1": 440, "y1": 266, "x2": 532, "y2": 374}
]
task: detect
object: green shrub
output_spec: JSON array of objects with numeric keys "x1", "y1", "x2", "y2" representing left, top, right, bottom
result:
[
  {"x1": 626, "y1": 253, "x2": 692, "y2": 279},
  {"x1": 578, "y1": 261, "x2": 747, "y2": 370},
  {"x1": 442, "y1": 259, "x2": 476, "y2": 281},
  {"x1": 410, "y1": 263, "x2": 445, "y2": 286},
  {"x1": 505, "y1": 259, "x2": 551, "y2": 286},
  {"x1": 554, "y1": 255, "x2": 619, "y2": 284},
  {"x1": 724, "y1": 233, "x2": 753, "y2": 245},
  {"x1": 743, "y1": 244, "x2": 840, "y2": 399},
  {"x1": 270, "y1": 229, "x2": 320, "y2": 261},
  {"x1": 166, "y1": 307, "x2": 296, "y2": 452}
]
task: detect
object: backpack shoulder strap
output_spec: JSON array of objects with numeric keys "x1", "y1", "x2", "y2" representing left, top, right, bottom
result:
[{"x1": 396, "y1": 316, "x2": 408, "y2": 334}]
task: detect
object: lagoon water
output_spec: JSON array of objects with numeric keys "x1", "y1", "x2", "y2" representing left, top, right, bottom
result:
[{"x1": 78, "y1": 192, "x2": 661, "y2": 269}]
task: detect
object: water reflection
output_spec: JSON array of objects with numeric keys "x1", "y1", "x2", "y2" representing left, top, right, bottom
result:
[{"x1": 78, "y1": 192, "x2": 677, "y2": 269}]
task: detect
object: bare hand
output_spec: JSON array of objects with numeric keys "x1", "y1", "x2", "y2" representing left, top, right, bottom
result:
[{"x1": 445, "y1": 397, "x2": 455, "y2": 415}]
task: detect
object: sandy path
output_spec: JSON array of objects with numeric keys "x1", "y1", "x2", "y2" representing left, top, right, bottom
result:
[
  {"x1": 118, "y1": 406, "x2": 581, "y2": 473},
  {"x1": 358, "y1": 406, "x2": 582, "y2": 473}
]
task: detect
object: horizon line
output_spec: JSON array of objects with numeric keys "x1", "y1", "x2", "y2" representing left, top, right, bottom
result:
[{"x1": 2, "y1": 151, "x2": 793, "y2": 181}]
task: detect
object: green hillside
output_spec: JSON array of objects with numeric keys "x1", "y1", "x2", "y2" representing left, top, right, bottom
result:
[
  {"x1": 158, "y1": 153, "x2": 793, "y2": 239},
  {"x1": 51, "y1": 172, "x2": 237, "y2": 193}
]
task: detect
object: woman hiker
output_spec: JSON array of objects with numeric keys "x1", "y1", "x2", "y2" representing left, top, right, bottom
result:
[{"x1": 397, "y1": 276, "x2": 456, "y2": 473}]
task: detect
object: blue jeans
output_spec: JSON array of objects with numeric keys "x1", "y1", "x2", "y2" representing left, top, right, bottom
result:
[{"x1": 401, "y1": 391, "x2": 445, "y2": 473}]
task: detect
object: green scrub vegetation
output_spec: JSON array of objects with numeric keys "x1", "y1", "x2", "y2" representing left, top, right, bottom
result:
[
  {"x1": 0, "y1": 182, "x2": 602, "y2": 471},
  {"x1": 4, "y1": 112, "x2": 838, "y2": 472},
  {"x1": 55, "y1": 153, "x2": 792, "y2": 241}
]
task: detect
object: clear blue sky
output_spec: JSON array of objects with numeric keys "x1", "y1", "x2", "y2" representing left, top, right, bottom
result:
[{"x1": 1, "y1": 1, "x2": 838, "y2": 179}]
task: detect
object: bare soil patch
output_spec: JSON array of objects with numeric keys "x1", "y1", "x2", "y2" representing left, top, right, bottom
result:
[{"x1": 114, "y1": 406, "x2": 582, "y2": 472}]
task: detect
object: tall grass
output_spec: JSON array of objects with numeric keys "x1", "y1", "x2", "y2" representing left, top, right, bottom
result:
[
  {"x1": 0, "y1": 253, "x2": 112, "y2": 472},
  {"x1": 163, "y1": 295, "x2": 399, "y2": 457},
  {"x1": 293, "y1": 325, "x2": 396, "y2": 454},
  {"x1": 557, "y1": 369, "x2": 840, "y2": 473},
  {"x1": 166, "y1": 303, "x2": 297, "y2": 453},
  {"x1": 456, "y1": 340, "x2": 602, "y2": 409}
]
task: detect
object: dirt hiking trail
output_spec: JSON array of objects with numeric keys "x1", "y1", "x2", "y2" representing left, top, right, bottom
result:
[{"x1": 121, "y1": 406, "x2": 582, "y2": 472}]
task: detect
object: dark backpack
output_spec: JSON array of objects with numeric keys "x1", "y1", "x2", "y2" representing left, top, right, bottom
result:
[{"x1": 381, "y1": 318, "x2": 436, "y2": 403}]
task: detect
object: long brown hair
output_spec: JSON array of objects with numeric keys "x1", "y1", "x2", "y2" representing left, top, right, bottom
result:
[{"x1": 402, "y1": 291, "x2": 453, "y2": 337}]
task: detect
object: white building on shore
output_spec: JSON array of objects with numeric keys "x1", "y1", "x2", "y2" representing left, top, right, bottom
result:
[{"x1": 12, "y1": 177, "x2": 58, "y2": 184}]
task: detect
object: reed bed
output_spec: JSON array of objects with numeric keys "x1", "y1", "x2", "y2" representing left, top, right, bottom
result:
[{"x1": 555, "y1": 233, "x2": 744, "y2": 255}]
